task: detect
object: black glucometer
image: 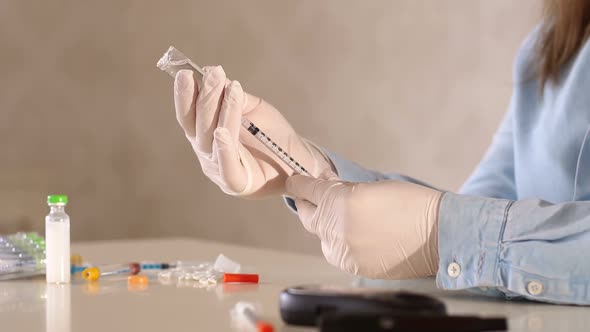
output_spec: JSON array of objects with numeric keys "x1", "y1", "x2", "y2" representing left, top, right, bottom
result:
[
  {"x1": 279, "y1": 285, "x2": 446, "y2": 326},
  {"x1": 279, "y1": 285, "x2": 507, "y2": 332}
]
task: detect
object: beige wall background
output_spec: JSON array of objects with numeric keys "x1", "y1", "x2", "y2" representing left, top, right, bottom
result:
[{"x1": 1, "y1": 0, "x2": 539, "y2": 255}]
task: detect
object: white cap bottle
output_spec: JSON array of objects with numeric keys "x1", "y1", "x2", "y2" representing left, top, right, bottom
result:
[{"x1": 45, "y1": 195, "x2": 70, "y2": 283}]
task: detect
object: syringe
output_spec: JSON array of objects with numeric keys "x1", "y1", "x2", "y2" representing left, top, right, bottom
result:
[{"x1": 156, "y1": 46, "x2": 312, "y2": 177}]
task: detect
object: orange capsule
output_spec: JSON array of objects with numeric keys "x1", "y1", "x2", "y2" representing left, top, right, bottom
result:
[
  {"x1": 222, "y1": 273, "x2": 259, "y2": 284},
  {"x1": 128, "y1": 275, "x2": 149, "y2": 285}
]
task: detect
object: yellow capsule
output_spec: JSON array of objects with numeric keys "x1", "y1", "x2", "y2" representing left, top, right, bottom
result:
[{"x1": 82, "y1": 267, "x2": 101, "y2": 281}]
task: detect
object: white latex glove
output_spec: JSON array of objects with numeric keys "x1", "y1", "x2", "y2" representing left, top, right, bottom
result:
[
  {"x1": 286, "y1": 172, "x2": 443, "y2": 279},
  {"x1": 174, "y1": 66, "x2": 332, "y2": 197}
]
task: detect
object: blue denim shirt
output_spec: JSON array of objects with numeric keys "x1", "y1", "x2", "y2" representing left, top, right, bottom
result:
[{"x1": 292, "y1": 28, "x2": 590, "y2": 305}]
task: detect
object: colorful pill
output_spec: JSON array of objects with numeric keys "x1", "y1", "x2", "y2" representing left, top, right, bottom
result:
[{"x1": 128, "y1": 275, "x2": 149, "y2": 285}]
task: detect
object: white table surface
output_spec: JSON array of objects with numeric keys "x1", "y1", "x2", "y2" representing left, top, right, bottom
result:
[{"x1": 1, "y1": 238, "x2": 589, "y2": 331}]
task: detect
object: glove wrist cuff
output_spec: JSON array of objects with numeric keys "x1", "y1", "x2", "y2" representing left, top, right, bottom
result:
[
  {"x1": 301, "y1": 138, "x2": 337, "y2": 177},
  {"x1": 426, "y1": 191, "x2": 444, "y2": 275}
]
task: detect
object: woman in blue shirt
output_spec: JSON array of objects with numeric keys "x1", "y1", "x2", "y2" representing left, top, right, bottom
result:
[{"x1": 171, "y1": 0, "x2": 590, "y2": 304}]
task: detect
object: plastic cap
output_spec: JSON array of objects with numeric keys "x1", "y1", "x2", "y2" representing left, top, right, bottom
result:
[
  {"x1": 213, "y1": 254, "x2": 241, "y2": 273},
  {"x1": 222, "y1": 273, "x2": 259, "y2": 284},
  {"x1": 256, "y1": 322, "x2": 275, "y2": 332},
  {"x1": 47, "y1": 195, "x2": 68, "y2": 205},
  {"x1": 82, "y1": 267, "x2": 100, "y2": 281}
]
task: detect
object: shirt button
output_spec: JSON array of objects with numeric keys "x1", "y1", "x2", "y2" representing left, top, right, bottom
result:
[
  {"x1": 527, "y1": 281, "x2": 544, "y2": 296},
  {"x1": 447, "y1": 262, "x2": 461, "y2": 278}
]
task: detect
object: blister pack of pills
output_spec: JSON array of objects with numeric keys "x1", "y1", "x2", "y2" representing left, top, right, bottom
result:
[{"x1": 0, "y1": 232, "x2": 46, "y2": 280}]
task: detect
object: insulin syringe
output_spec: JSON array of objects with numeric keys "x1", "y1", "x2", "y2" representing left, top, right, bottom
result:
[{"x1": 157, "y1": 46, "x2": 311, "y2": 177}]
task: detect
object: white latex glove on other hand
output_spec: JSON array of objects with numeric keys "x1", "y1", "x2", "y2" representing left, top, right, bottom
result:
[{"x1": 286, "y1": 172, "x2": 443, "y2": 279}]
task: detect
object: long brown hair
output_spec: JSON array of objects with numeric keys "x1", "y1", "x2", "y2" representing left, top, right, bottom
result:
[{"x1": 537, "y1": 0, "x2": 590, "y2": 87}]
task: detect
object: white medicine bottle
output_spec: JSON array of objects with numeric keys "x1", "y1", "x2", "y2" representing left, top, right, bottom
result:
[{"x1": 45, "y1": 195, "x2": 70, "y2": 283}]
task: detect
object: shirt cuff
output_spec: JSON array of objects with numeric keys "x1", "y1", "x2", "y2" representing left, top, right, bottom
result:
[{"x1": 436, "y1": 192, "x2": 513, "y2": 291}]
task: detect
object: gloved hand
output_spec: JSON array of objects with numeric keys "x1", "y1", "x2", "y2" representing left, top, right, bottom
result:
[
  {"x1": 286, "y1": 172, "x2": 444, "y2": 279},
  {"x1": 174, "y1": 66, "x2": 332, "y2": 197}
]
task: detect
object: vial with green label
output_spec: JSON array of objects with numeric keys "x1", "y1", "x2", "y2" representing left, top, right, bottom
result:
[{"x1": 45, "y1": 195, "x2": 70, "y2": 283}]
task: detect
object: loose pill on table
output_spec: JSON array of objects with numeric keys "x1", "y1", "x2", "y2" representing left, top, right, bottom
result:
[{"x1": 128, "y1": 275, "x2": 149, "y2": 285}]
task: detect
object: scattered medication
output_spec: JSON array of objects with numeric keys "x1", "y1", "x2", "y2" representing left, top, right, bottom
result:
[{"x1": 156, "y1": 254, "x2": 258, "y2": 287}]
